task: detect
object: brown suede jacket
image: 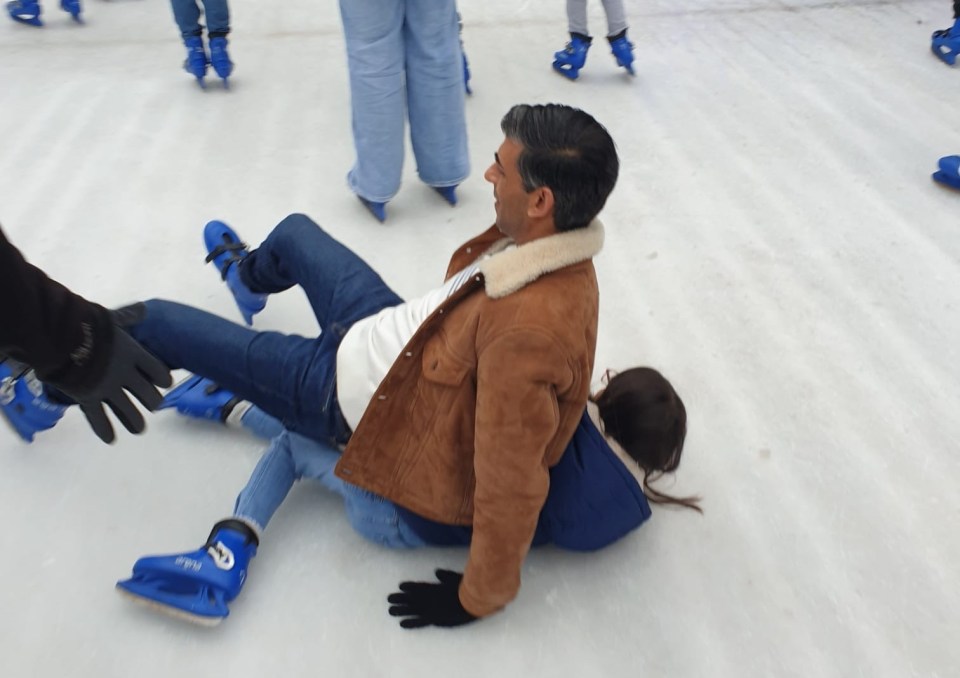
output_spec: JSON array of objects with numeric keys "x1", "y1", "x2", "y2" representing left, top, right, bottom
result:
[{"x1": 335, "y1": 220, "x2": 603, "y2": 617}]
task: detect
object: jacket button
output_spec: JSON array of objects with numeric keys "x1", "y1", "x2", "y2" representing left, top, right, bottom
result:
[
  {"x1": 404, "y1": 351, "x2": 412, "y2": 357},
  {"x1": 378, "y1": 394, "x2": 387, "y2": 400},
  {"x1": 466, "y1": 247, "x2": 472, "y2": 253}
]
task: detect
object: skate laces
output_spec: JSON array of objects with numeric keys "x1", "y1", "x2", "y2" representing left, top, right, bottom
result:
[{"x1": 205, "y1": 237, "x2": 248, "y2": 280}]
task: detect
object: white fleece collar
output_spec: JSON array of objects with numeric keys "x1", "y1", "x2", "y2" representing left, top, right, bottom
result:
[{"x1": 477, "y1": 219, "x2": 604, "y2": 299}]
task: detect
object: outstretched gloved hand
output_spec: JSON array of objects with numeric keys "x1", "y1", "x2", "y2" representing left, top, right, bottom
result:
[
  {"x1": 55, "y1": 325, "x2": 172, "y2": 444},
  {"x1": 387, "y1": 569, "x2": 478, "y2": 629}
]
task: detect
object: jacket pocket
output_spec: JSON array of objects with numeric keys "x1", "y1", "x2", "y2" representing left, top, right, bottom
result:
[{"x1": 421, "y1": 334, "x2": 471, "y2": 387}]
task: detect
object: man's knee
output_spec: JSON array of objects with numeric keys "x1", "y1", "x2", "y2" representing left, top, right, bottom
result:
[{"x1": 275, "y1": 213, "x2": 322, "y2": 241}]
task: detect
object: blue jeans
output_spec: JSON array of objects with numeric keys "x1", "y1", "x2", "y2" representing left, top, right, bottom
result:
[
  {"x1": 339, "y1": 0, "x2": 469, "y2": 202},
  {"x1": 127, "y1": 213, "x2": 402, "y2": 450},
  {"x1": 171, "y1": 0, "x2": 230, "y2": 40},
  {"x1": 236, "y1": 410, "x2": 426, "y2": 548}
]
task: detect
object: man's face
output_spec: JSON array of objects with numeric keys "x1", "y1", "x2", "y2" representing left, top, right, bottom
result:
[{"x1": 484, "y1": 137, "x2": 531, "y2": 242}]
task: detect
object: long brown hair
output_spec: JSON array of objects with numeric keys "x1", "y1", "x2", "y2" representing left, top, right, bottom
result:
[{"x1": 591, "y1": 367, "x2": 702, "y2": 513}]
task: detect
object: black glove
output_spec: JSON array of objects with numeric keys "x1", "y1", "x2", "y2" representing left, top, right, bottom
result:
[
  {"x1": 56, "y1": 326, "x2": 172, "y2": 444},
  {"x1": 387, "y1": 569, "x2": 478, "y2": 629}
]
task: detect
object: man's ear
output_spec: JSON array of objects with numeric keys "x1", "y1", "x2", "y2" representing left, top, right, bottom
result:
[{"x1": 527, "y1": 186, "x2": 555, "y2": 219}]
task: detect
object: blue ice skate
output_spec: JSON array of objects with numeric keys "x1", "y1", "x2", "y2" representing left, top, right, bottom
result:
[
  {"x1": 183, "y1": 36, "x2": 209, "y2": 88},
  {"x1": 116, "y1": 520, "x2": 259, "y2": 626},
  {"x1": 203, "y1": 220, "x2": 267, "y2": 325},
  {"x1": 457, "y1": 12, "x2": 471, "y2": 95},
  {"x1": 608, "y1": 32, "x2": 635, "y2": 76},
  {"x1": 0, "y1": 361, "x2": 68, "y2": 443},
  {"x1": 358, "y1": 196, "x2": 387, "y2": 223},
  {"x1": 159, "y1": 374, "x2": 241, "y2": 423},
  {"x1": 462, "y1": 52, "x2": 472, "y2": 95},
  {"x1": 208, "y1": 37, "x2": 233, "y2": 88},
  {"x1": 552, "y1": 33, "x2": 592, "y2": 80},
  {"x1": 59, "y1": 0, "x2": 80, "y2": 23},
  {"x1": 6, "y1": 0, "x2": 42, "y2": 26},
  {"x1": 932, "y1": 22, "x2": 960, "y2": 66},
  {"x1": 933, "y1": 155, "x2": 960, "y2": 191},
  {"x1": 433, "y1": 184, "x2": 458, "y2": 206}
]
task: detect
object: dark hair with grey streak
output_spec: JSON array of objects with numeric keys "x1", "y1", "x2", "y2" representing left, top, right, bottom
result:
[{"x1": 500, "y1": 103, "x2": 619, "y2": 232}]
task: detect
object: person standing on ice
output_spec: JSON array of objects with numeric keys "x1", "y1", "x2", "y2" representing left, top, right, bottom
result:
[
  {"x1": 552, "y1": 0, "x2": 635, "y2": 80},
  {"x1": 0, "y1": 227, "x2": 171, "y2": 444},
  {"x1": 6, "y1": 0, "x2": 80, "y2": 26},
  {"x1": 339, "y1": 0, "x2": 469, "y2": 222},
  {"x1": 171, "y1": 0, "x2": 234, "y2": 88},
  {"x1": 97, "y1": 103, "x2": 620, "y2": 627}
]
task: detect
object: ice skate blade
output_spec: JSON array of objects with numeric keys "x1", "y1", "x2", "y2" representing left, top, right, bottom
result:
[
  {"x1": 9, "y1": 15, "x2": 42, "y2": 26},
  {"x1": 115, "y1": 584, "x2": 224, "y2": 627},
  {"x1": 551, "y1": 62, "x2": 580, "y2": 80}
]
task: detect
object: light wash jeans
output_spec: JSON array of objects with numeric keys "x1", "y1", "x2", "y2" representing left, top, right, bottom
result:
[
  {"x1": 235, "y1": 407, "x2": 427, "y2": 549},
  {"x1": 566, "y1": 0, "x2": 628, "y2": 37},
  {"x1": 339, "y1": 0, "x2": 469, "y2": 202},
  {"x1": 171, "y1": 0, "x2": 230, "y2": 40}
]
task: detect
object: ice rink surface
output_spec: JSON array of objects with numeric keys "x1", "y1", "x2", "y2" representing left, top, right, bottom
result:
[{"x1": 1, "y1": 1, "x2": 958, "y2": 676}]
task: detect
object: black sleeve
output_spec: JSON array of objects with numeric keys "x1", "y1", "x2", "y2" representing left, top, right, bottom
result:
[{"x1": 0, "y1": 225, "x2": 113, "y2": 392}]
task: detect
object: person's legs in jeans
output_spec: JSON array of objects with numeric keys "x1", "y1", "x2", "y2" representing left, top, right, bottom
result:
[
  {"x1": 127, "y1": 299, "x2": 346, "y2": 444},
  {"x1": 339, "y1": 0, "x2": 406, "y2": 203},
  {"x1": 234, "y1": 429, "x2": 426, "y2": 547},
  {"x1": 239, "y1": 213, "x2": 403, "y2": 333},
  {"x1": 201, "y1": 0, "x2": 229, "y2": 37},
  {"x1": 170, "y1": 0, "x2": 203, "y2": 39},
  {"x1": 404, "y1": 0, "x2": 469, "y2": 189}
]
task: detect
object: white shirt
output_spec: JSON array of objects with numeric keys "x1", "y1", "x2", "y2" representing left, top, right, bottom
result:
[{"x1": 336, "y1": 262, "x2": 481, "y2": 430}]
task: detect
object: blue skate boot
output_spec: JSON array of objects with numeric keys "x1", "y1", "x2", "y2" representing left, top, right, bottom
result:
[
  {"x1": 159, "y1": 374, "x2": 246, "y2": 424},
  {"x1": 433, "y1": 184, "x2": 458, "y2": 206},
  {"x1": 6, "y1": 0, "x2": 42, "y2": 26},
  {"x1": 358, "y1": 196, "x2": 387, "y2": 223},
  {"x1": 203, "y1": 220, "x2": 267, "y2": 325},
  {"x1": 932, "y1": 21, "x2": 960, "y2": 66},
  {"x1": 933, "y1": 155, "x2": 960, "y2": 190},
  {"x1": 59, "y1": 0, "x2": 80, "y2": 23},
  {"x1": 1, "y1": 361, "x2": 68, "y2": 443},
  {"x1": 457, "y1": 12, "x2": 472, "y2": 95},
  {"x1": 116, "y1": 519, "x2": 259, "y2": 626},
  {"x1": 208, "y1": 36, "x2": 233, "y2": 88},
  {"x1": 183, "y1": 35, "x2": 209, "y2": 88},
  {"x1": 608, "y1": 30, "x2": 635, "y2": 75},
  {"x1": 552, "y1": 33, "x2": 592, "y2": 80}
]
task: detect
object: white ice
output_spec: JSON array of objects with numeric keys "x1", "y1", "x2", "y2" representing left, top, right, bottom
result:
[{"x1": 1, "y1": 0, "x2": 958, "y2": 676}]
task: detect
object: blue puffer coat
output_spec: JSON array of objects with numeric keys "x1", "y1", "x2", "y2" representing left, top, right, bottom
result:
[{"x1": 398, "y1": 410, "x2": 651, "y2": 551}]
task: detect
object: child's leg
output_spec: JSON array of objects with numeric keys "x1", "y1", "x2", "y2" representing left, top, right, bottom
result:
[
  {"x1": 239, "y1": 430, "x2": 426, "y2": 547},
  {"x1": 201, "y1": 0, "x2": 229, "y2": 37},
  {"x1": 566, "y1": 0, "x2": 589, "y2": 36},
  {"x1": 240, "y1": 214, "x2": 403, "y2": 334},
  {"x1": 600, "y1": 0, "x2": 628, "y2": 36},
  {"x1": 232, "y1": 431, "x2": 300, "y2": 532},
  {"x1": 240, "y1": 405, "x2": 285, "y2": 440},
  {"x1": 170, "y1": 0, "x2": 203, "y2": 39},
  {"x1": 126, "y1": 299, "x2": 347, "y2": 444}
]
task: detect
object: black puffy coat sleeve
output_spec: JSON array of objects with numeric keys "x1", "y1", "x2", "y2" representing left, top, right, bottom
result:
[{"x1": 0, "y1": 226, "x2": 113, "y2": 391}]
